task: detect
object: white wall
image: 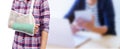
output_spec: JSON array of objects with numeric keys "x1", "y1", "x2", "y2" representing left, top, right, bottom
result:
[
  {"x1": 48, "y1": 0, "x2": 75, "y2": 19},
  {"x1": 0, "y1": 0, "x2": 14, "y2": 49},
  {"x1": 113, "y1": 0, "x2": 120, "y2": 36},
  {"x1": 0, "y1": 0, "x2": 120, "y2": 49}
]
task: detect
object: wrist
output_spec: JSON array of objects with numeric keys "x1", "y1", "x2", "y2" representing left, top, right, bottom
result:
[{"x1": 90, "y1": 26, "x2": 97, "y2": 32}]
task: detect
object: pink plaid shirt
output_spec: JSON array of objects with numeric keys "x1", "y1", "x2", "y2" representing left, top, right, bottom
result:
[{"x1": 12, "y1": 0, "x2": 50, "y2": 49}]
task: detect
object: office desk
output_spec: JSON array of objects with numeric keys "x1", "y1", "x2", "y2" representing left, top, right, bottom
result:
[{"x1": 46, "y1": 35, "x2": 120, "y2": 49}]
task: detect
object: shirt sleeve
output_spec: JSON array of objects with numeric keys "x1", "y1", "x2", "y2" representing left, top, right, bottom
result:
[{"x1": 40, "y1": 0, "x2": 50, "y2": 33}]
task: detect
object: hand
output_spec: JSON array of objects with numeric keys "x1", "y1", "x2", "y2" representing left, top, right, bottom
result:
[
  {"x1": 74, "y1": 16, "x2": 95, "y2": 31},
  {"x1": 34, "y1": 24, "x2": 40, "y2": 34},
  {"x1": 71, "y1": 17, "x2": 88, "y2": 34},
  {"x1": 73, "y1": 16, "x2": 107, "y2": 35},
  {"x1": 82, "y1": 16, "x2": 95, "y2": 31},
  {"x1": 71, "y1": 24, "x2": 80, "y2": 34}
]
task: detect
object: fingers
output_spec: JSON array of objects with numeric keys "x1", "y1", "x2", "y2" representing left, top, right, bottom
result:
[
  {"x1": 36, "y1": 24, "x2": 40, "y2": 26},
  {"x1": 71, "y1": 24, "x2": 80, "y2": 34},
  {"x1": 34, "y1": 28, "x2": 39, "y2": 34},
  {"x1": 34, "y1": 25, "x2": 39, "y2": 34}
]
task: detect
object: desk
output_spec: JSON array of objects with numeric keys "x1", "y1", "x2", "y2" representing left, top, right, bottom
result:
[{"x1": 46, "y1": 35, "x2": 120, "y2": 49}]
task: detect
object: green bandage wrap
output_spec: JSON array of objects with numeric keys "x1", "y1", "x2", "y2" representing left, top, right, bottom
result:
[{"x1": 12, "y1": 22, "x2": 34, "y2": 34}]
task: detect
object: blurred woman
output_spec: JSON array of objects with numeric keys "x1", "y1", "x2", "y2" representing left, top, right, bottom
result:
[{"x1": 65, "y1": 0, "x2": 116, "y2": 35}]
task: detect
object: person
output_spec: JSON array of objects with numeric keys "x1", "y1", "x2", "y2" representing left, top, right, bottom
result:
[
  {"x1": 65, "y1": 0, "x2": 116, "y2": 35},
  {"x1": 11, "y1": 0, "x2": 50, "y2": 49}
]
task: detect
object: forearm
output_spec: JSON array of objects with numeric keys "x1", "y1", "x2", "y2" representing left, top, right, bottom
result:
[
  {"x1": 40, "y1": 31, "x2": 48, "y2": 49},
  {"x1": 91, "y1": 26, "x2": 108, "y2": 35}
]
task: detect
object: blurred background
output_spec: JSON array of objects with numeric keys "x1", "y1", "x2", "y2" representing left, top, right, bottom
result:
[{"x1": 0, "y1": 0, "x2": 120, "y2": 49}]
